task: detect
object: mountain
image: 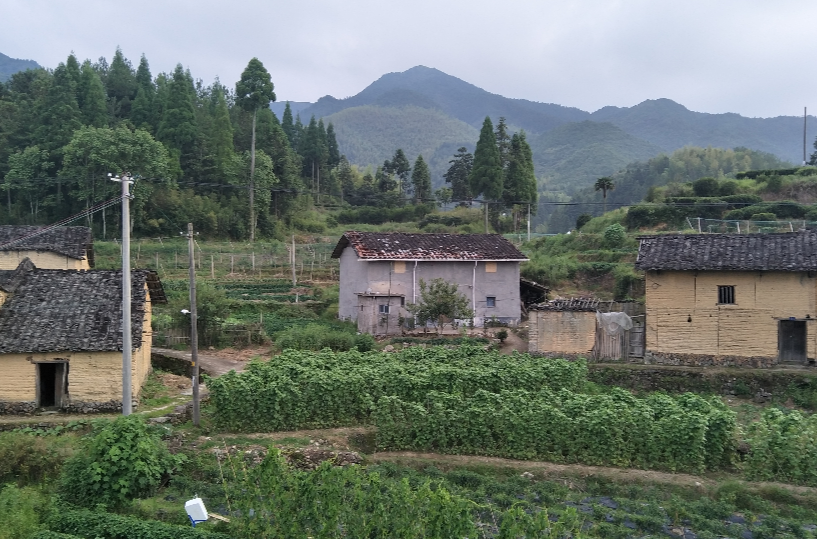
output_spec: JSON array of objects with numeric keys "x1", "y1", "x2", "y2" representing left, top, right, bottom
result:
[
  {"x1": 292, "y1": 66, "x2": 812, "y2": 185},
  {"x1": 269, "y1": 101, "x2": 312, "y2": 119},
  {"x1": 0, "y1": 52, "x2": 40, "y2": 82}
]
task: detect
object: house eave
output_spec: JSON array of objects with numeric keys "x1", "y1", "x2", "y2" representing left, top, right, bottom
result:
[{"x1": 356, "y1": 258, "x2": 529, "y2": 262}]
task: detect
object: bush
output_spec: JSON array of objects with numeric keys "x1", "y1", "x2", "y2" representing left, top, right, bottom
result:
[
  {"x1": 0, "y1": 431, "x2": 74, "y2": 486},
  {"x1": 274, "y1": 323, "x2": 368, "y2": 352},
  {"x1": 750, "y1": 212, "x2": 777, "y2": 221},
  {"x1": 58, "y1": 416, "x2": 184, "y2": 508},
  {"x1": 692, "y1": 177, "x2": 720, "y2": 197},
  {"x1": 602, "y1": 223, "x2": 626, "y2": 247},
  {"x1": 0, "y1": 485, "x2": 50, "y2": 539},
  {"x1": 576, "y1": 213, "x2": 592, "y2": 230}
]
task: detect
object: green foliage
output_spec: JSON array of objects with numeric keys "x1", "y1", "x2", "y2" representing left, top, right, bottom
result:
[
  {"x1": 470, "y1": 116, "x2": 503, "y2": 201},
  {"x1": 274, "y1": 322, "x2": 371, "y2": 352},
  {"x1": 336, "y1": 204, "x2": 430, "y2": 225},
  {"x1": 46, "y1": 507, "x2": 229, "y2": 539},
  {"x1": 0, "y1": 431, "x2": 74, "y2": 486},
  {"x1": 375, "y1": 388, "x2": 736, "y2": 473},
  {"x1": 750, "y1": 212, "x2": 777, "y2": 221},
  {"x1": 576, "y1": 213, "x2": 592, "y2": 230},
  {"x1": 235, "y1": 58, "x2": 275, "y2": 113},
  {"x1": 0, "y1": 485, "x2": 49, "y2": 539},
  {"x1": 602, "y1": 223, "x2": 626, "y2": 247},
  {"x1": 744, "y1": 407, "x2": 817, "y2": 485},
  {"x1": 58, "y1": 416, "x2": 184, "y2": 508},
  {"x1": 208, "y1": 346, "x2": 588, "y2": 432},
  {"x1": 406, "y1": 278, "x2": 474, "y2": 331},
  {"x1": 229, "y1": 450, "x2": 478, "y2": 538},
  {"x1": 496, "y1": 329, "x2": 509, "y2": 343},
  {"x1": 692, "y1": 177, "x2": 719, "y2": 196}
]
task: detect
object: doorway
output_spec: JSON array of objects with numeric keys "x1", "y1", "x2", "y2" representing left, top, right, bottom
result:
[
  {"x1": 779, "y1": 320, "x2": 807, "y2": 364},
  {"x1": 36, "y1": 362, "x2": 68, "y2": 408}
]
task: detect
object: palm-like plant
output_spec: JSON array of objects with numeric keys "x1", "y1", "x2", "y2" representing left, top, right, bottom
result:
[{"x1": 594, "y1": 176, "x2": 615, "y2": 213}]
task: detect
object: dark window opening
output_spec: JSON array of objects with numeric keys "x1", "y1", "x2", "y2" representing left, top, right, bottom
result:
[
  {"x1": 379, "y1": 304, "x2": 390, "y2": 314},
  {"x1": 486, "y1": 296, "x2": 496, "y2": 308},
  {"x1": 718, "y1": 285, "x2": 735, "y2": 304}
]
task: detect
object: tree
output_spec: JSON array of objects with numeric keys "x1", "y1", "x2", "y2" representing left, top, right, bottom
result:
[
  {"x1": 157, "y1": 65, "x2": 198, "y2": 158},
  {"x1": 444, "y1": 147, "x2": 473, "y2": 205},
  {"x1": 495, "y1": 117, "x2": 511, "y2": 171},
  {"x1": 4, "y1": 146, "x2": 52, "y2": 219},
  {"x1": 282, "y1": 102, "x2": 297, "y2": 147},
  {"x1": 503, "y1": 131, "x2": 538, "y2": 231},
  {"x1": 594, "y1": 176, "x2": 615, "y2": 213},
  {"x1": 406, "y1": 278, "x2": 474, "y2": 333},
  {"x1": 208, "y1": 86, "x2": 235, "y2": 176},
  {"x1": 337, "y1": 156, "x2": 355, "y2": 202},
  {"x1": 385, "y1": 148, "x2": 411, "y2": 195},
  {"x1": 326, "y1": 122, "x2": 340, "y2": 168},
  {"x1": 35, "y1": 62, "x2": 82, "y2": 162},
  {"x1": 469, "y1": 117, "x2": 503, "y2": 231},
  {"x1": 78, "y1": 60, "x2": 108, "y2": 128},
  {"x1": 130, "y1": 55, "x2": 155, "y2": 131},
  {"x1": 235, "y1": 58, "x2": 276, "y2": 241},
  {"x1": 411, "y1": 154, "x2": 432, "y2": 204},
  {"x1": 105, "y1": 47, "x2": 137, "y2": 119}
]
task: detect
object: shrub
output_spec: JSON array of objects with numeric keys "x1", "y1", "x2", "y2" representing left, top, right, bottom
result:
[
  {"x1": 692, "y1": 177, "x2": 720, "y2": 197},
  {"x1": 0, "y1": 431, "x2": 74, "y2": 486},
  {"x1": 750, "y1": 212, "x2": 777, "y2": 221},
  {"x1": 602, "y1": 223, "x2": 626, "y2": 247},
  {"x1": 58, "y1": 416, "x2": 184, "y2": 508},
  {"x1": 46, "y1": 508, "x2": 229, "y2": 539},
  {"x1": 0, "y1": 485, "x2": 50, "y2": 539},
  {"x1": 274, "y1": 323, "x2": 367, "y2": 352},
  {"x1": 576, "y1": 213, "x2": 592, "y2": 230}
]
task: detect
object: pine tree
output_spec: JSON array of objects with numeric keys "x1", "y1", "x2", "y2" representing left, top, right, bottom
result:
[
  {"x1": 106, "y1": 47, "x2": 137, "y2": 119},
  {"x1": 385, "y1": 148, "x2": 411, "y2": 195},
  {"x1": 157, "y1": 64, "x2": 198, "y2": 157},
  {"x1": 235, "y1": 57, "x2": 276, "y2": 241},
  {"x1": 469, "y1": 117, "x2": 503, "y2": 231},
  {"x1": 337, "y1": 156, "x2": 354, "y2": 203},
  {"x1": 444, "y1": 147, "x2": 473, "y2": 204},
  {"x1": 411, "y1": 154, "x2": 432, "y2": 204},
  {"x1": 65, "y1": 54, "x2": 82, "y2": 101},
  {"x1": 35, "y1": 63, "x2": 82, "y2": 160},
  {"x1": 503, "y1": 131, "x2": 537, "y2": 230},
  {"x1": 326, "y1": 122, "x2": 340, "y2": 167},
  {"x1": 282, "y1": 102, "x2": 296, "y2": 147},
  {"x1": 131, "y1": 55, "x2": 156, "y2": 131},
  {"x1": 376, "y1": 165, "x2": 396, "y2": 193},
  {"x1": 78, "y1": 60, "x2": 108, "y2": 128},
  {"x1": 495, "y1": 117, "x2": 511, "y2": 171},
  {"x1": 208, "y1": 87, "x2": 235, "y2": 176}
]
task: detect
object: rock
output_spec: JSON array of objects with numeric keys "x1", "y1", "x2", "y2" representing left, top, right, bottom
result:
[
  {"x1": 520, "y1": 471, "x2": 534, "y2": 479},
  {"x1": 754, "y1": 389, "x2": 772, "y2": 403},
  {"x1": 383, "y1": 345, "x2": 395, "y2": 352},
  {"x1": 149, "y1": 416, "x2": 171, "y2": 424}
]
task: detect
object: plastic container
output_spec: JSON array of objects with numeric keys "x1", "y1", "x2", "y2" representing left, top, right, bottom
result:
[{"x1": 185, "y1": 497, "x2": 208, "y2": 525}]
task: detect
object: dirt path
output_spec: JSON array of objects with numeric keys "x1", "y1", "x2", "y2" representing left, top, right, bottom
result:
[{"x1": 153, "y1": 346, "x2": 270, "y2": 376}]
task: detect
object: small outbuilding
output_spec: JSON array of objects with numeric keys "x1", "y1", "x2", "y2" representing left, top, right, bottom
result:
[
  {"x1": 0, "y1": 225, "x2": 94, "y2": 270},
  {"x1": 0, "y1": 259, "x2": 166, "y2": 413}
]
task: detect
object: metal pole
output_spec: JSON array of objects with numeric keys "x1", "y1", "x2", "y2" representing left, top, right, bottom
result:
[
  {"x1": 291, "y1": 234, "x2": 296, "y2": 286},
  {"x1": 187, "y1": 223, "x2": 200, "y2": 426},
  {"x1": 119, "y1": 174, "x2": 133, "y2": 416},
  {"x1": 527, "y1": 204, "x2": 531, "y2": 242}
]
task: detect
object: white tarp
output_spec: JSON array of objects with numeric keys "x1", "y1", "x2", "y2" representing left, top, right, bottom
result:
[{"x1": 596, "y1": 311, "x2": 633, "y2": 336}]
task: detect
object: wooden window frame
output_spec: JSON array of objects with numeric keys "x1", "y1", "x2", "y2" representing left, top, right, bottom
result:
[{"x1": 717, "y1": 285, "x2": 735, "y2": 305}]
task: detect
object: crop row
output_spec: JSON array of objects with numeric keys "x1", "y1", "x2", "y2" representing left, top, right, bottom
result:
[
  {"x1": 374, "y1": 388, "x2": 735, "y2": 473},
  {"x1": 208, "y1": 346, "x2": 588, "y2": 432}
]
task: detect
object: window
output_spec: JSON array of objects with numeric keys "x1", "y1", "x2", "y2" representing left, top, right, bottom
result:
[
  {"x1": 485, "y1": 262, "x2": 497, "y2": 273},
  {"x1": 718, "y1": 285, "x2": 735, "y2": 305},
  {"x1": 379, "y1": 304, "x2": 390, "y2": 314},
  {"x1": 486, "y1": 296, "x2": 496, "y2": 308},
  {"x1": 394, "y1": 261, "x2": 406, "y2": 274}
]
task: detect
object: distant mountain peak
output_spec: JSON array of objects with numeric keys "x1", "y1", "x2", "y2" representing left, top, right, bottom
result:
[{"x1": 0, "y1": 52, "x2": 41, "y2": 82}]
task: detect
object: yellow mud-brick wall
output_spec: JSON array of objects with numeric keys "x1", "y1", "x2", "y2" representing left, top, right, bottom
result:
[
  {"x1": 0, "y1": 251, "x2": 89, "y2": 270},
  {"x1": 645, "y1": 270, "x2": 817, "y2": 358},
  {"x1": 529, "y1": 311, "x2": 596, "y2": 354},
  {"x1": 0, "y1": 289, "x2": 6, "y2": 308}
]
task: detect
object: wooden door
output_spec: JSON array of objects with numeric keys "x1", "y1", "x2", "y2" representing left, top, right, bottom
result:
[{"x1": 779, "y1": 320, "x2": 807, "y2": 364}]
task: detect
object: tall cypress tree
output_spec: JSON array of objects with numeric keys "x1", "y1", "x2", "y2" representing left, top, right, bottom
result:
[
  {"x1": 106, "y1": 47, "x2": 137, "y2": 119},
  {"x1": 411, "y1": 154, "x2": 432, "y2": 204},
  {"x1": 208, "y1": 87, "x2": 235, "y2": 177},
  {"x1": 78, "y1": 60, "x2": 108, "y2": 128},
  {"x1": 470, "y1": 116, "x2": 503, "y2": 231},
  {"x1": 495, "y1": 117, "x2": 511, "y2": 172},
  {"x1": 235, "y1": 57, "x2": 276, "y2": 241},
  {"x1": 131, "y1": 55, "x2": 156, "y2": 131},
  {"x1": 326, "y1": 122, "x2": 340, "y2": 167},
  {"x1": 444, "y1": 147, "x2": 473, "y2": 205},
  {"x1": 282, "y1": 102, "x2": 296, "y2": 147},
  {"x1": 157, "y1": 64, "x2": 198, "y2": 160},
  {"x1": 35, "y1": 63, "x2": 82, "y2": 159},
  {"x1": 503, "y1": 131, "x2": 537, "y2": 229},
  {"x1": 386, "y1": 148, "x2": 411, "y2": 195}
]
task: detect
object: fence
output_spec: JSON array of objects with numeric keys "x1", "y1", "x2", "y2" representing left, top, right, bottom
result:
[
  {"x1": 684, "y1": 218, "x2": 816, "y2": 234},
  {"x1": 95, "y1": 238, "x2": 341, "y2": 281}
]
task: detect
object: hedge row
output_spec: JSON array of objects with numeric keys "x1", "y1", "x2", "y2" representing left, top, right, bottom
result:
[
  {"x1": 374, "y1": 388, "x2": 736, "y2": 473},
  {"x1": 209, "y1": 346, "x2": 588, "y2": 432},
  {"x1": 744, "y1": 408, "x2": 817, "y2": 486}
]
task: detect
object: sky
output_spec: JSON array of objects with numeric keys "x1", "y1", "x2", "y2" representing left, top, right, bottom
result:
[{"x1": 1, "y1": 0, "x2": 815, "y2": 119}]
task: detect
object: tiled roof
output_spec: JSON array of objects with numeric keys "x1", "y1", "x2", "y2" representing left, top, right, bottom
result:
[
  {"x1": 636, "y1": 231, "x2": 817, "y2": 272},
  {"x1": 331, "y1": 232, "x2": 527, "y2": 261},
  {"x1": 530, "y1": 297, "x2": 600, "y2": 312},
  {"x1": 0, "y1": 225, "x2": 94, "y2": 266},
  {"x1": 0, "y1": 263, "x2": 166, "y2": 354}
]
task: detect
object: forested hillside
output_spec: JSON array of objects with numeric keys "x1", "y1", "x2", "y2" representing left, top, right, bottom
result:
[{"x1": 0, "y1": 52, "x2": 39, "y2": 82}]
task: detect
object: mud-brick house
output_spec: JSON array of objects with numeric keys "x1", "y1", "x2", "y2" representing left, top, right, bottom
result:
[
  {"x1": 0, "y1": 259, "x2": 166, "y2": 413},
  {"x1": 331, "y1": 232, "x2": 528, "y2": 335},
  {"x1": 0, "y1": 225, "x2": 94, "y2": 270},
  {"x1": 635, "y1": 231, "x2": 817, "y2": 367}
]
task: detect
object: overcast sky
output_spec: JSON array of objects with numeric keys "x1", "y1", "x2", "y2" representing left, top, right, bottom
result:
[{"x1": 1, "y1": 0, "x2": 814, "y2": 118}]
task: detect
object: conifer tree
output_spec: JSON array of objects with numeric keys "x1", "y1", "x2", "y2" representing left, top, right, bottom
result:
[
  {"x1": 385, "y1": 148, "x2": 411, "y2": 195},
  {"x1": 78, "y1": 60, "x2": 108, "y2": 128},
  {"x1": 208, "y1": 87, "x2": 234, "y2": 176},
  {"x1": 65, "y1": 54, "x2": 82, "y2": 100},
  {"x1": 469, "y1": 116, "x2": 503, "y2": 231},
  {"x1": 282, "y1": 102, "x2": 296, "y2": 147},
  {"x1": 337, "y1": 156, "x2": 354, "y2": 203},
  {"x1": 35, "y1": 63, "x2": 82, "y2": 160},
  {"x1": 131, "y1": 55, "x2": 155, "y2": 131},
  {"x1": 503, "y1": 131, "x2": 537, "y2": 230},
  {"x1": 326, "y1": 122, "x2": 340, "y2": 168},
  {"x1": 157, "y1": 65, "x2": 198, "y2": 167},
  {"x1": 495, "y1": 117, "x2": 511, "y2": 171},
  {"x1": 293, "y1": 113, "x2": 304, "y2": 149},
  {"x1": 444, "y1": 147, "x2": 473, "y2": 205},
  {"x1": 106, "y1": 47, "x2": 137, "y2": 118},
  {"x1": 236, "y1": 57, "x2": 275, "y2": 240},
  {"x1": 411, "y1": 154, "x2": 432, "y2": 204}
]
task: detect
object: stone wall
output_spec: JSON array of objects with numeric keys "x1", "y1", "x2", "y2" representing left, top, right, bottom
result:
[
  {"x1": 528, "y1": 311, "x2": 596, "y2": 355},
  {"x1": 644, "y1": 351, "x2": 778, "y2": 368}
]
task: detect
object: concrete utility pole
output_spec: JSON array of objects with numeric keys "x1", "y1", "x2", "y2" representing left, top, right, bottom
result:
[
  {"x1": 111, "y1": 173, "x2": 134, "y2": 416},
  {"x1": 184, "y1": 223, "x2": 200, "y2": 426}
]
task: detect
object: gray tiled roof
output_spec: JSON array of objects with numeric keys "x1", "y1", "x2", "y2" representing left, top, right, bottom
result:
[
  {"x1": 635, "y1": 232, "x2": 817, "y2": 272},
  {"x1": 0, "y1": 226, "x2": 94, "y2": 265},
  {"x1": 331, "y1": 232, "x2": 527, "y2": 260},
  {"x1": 0, "y1": 265, "x2": 166, "y2": 353}
]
